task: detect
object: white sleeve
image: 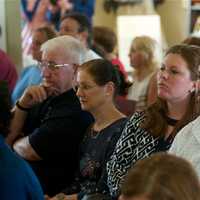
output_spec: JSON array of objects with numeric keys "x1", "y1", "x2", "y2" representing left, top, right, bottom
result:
[{"x1": 169, "y1": 121, "x2": 194, "y2": 155}]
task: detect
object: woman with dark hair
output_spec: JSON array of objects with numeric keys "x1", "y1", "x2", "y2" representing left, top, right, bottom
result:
[
  {"x1": 47, "y1": 59, "x2": 128, "y2": 200},
  {"x1": 120, "y1": 153, "x2": 200, "y2": 200},
  {"x1": 107, "y1": 44, "x2": 200, "y2": 198}
]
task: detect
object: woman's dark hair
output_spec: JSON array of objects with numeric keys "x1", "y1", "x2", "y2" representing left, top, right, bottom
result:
[
  {"x1": 142, "y1": 44, "x2": 200, "y2": 137},
  {"x1": 0, "y1": 81, "x2": 11, "y2": 137},
  {"x1": 121, "y1": 153, "x2": 200, "y2": 200},
  {"x1": 93, "y1": 26, "x2": 117, "y2": 53},
  {"x1": 79, "y1": 59, "x2": 131, "y2": 96}
]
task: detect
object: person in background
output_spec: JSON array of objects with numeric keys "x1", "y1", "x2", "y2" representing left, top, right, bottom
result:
[
  {"x1": 47, "y1": 59, "x2": 128, "y2": 200},
  {"x1": 93, "y1": 26, "x2": 127, "y2": 77},
  {"x1": 12, "y1": 25, "x2": 57, "y2": 105},
  {"x1": 59, "y1": 12, "x2": 100, "y2": 61},
  {"x1": 21, "y1": 0, "x2": 49, "y2": 57},
  {"x1": 107, "y1": 44, "x2": 200, "y2": 198},
  {"x1": 127, "y1": 36, "x2": 160, "y2": 111},
  {"x1": 120, "y1": 153, "x2": 200, "y2": 200},
  {"x1": 46, "y1": 0, "x2": 96, "y2": 30},
  {"x1": 182, "y1": 36, "x2": 200, "y2": 46},
  {"x1": 92, "y1": 26, "x2": 135, "y2": 116},
  {"x1": 71, "y1": 0, "x2": 96, "y2": 23},
  {"x1": 0, "y1": 25, "x2": 18, "y2": 93},
  {"x1": 6, "y1": 35, "x2": 93, "y2": 197},
  {"x1": 0, "y1": 80, "x2": 44, "y2": 200}
]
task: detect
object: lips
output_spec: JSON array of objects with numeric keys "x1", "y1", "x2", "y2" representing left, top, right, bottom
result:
[
  {"x1": 79, "y1": 98, "x2": 87, "y2": 104},
  {"x1": 158, "y1": 82, "x2": 168, "y2": 90}
]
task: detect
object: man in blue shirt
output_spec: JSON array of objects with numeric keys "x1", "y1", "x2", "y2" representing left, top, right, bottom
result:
[{"x1": 12, "y1": 26, "x2": 57, "y2": 104}]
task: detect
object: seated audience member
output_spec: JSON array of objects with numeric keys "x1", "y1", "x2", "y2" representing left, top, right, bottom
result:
[
  {"x1": 0, "y1": 50, "x2": 18, "y2": 93},
  {"x1": 12, "y1": 26, "x2": 57, "y2": 104},
  {"x1": 0, "y1": 80, "x2": 44, "y2": 200},
  {"x1": 182, "y1": 36, "x2": 200, "y2": 46},
  {"x1": 120, "y1": 153, "x2": 200, "y2": 200},
  {"x1": 6, "y1": 36, "x2": 93, "y2": 197},
  {"x1": 0, "y1": 24, "x2": 18, "y2": 93},
  {"x1": 93, "y1": 26, "x2": 127, "y2": 77},
  {"x1": 47, "y1": 59, "x2": 128, "y2": 200},
  {"x1": 107, "y1": 44, "x2": 200, "y2": 198},
  {"x1": 127, "y1": 36, "x2": 160, "y2": 111},
  {"x1": 59, "y1": 12, "x2": 101, "y2": 61},
  {"x1": 169, "y1": 114, "x2": 200, "y2": 178}
]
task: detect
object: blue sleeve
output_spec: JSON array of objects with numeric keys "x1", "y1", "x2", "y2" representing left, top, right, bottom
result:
[
  {"x1": 23, "y1": 162, "x2": 44, "y2": 200},
  {"x1": 21, "y1": 0, "x2": 41, "y2": 22},
  {"x1": 73, "y1": 0, "x2": 95, "y2": 20},
  {"x1": 11, "y1": 66, "x2": 42, "y2": 105}
]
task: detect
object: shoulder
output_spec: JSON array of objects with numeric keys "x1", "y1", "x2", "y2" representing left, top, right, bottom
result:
[
  {"x1": 103, "y1": 117, "x2": 128, "y2": 139},
  {"x1": 119, "y1": 111, "x2": 156, "y2": 144},
  {"x1": 170, "y1": 116, "x2": 200, "y2": 154},
  {"x1": 126, "y1": 111, "x2": 146, "y2": 128},
  {"x1": 85, "y1": 49, "x2": 101, "y2": 62}
]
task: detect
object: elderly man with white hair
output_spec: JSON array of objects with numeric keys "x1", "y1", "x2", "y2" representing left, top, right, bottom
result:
[{"x1": 6, "y1": 35, "x2": 93, "y2": 197}]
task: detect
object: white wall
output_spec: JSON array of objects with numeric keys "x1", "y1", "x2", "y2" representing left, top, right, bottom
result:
[{"x1": 0, "y1": 0, "x2": 6, "y2": 50}]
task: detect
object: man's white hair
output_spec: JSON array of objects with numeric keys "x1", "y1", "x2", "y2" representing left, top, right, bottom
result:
[{"x1": 41, "y1": 35, "x2": 87, "y2": 65}]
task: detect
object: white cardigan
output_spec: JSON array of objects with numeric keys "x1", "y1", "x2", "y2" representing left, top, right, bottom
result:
[{"x1": 169, "y1": 116, "x2": 200, "y2": 178}]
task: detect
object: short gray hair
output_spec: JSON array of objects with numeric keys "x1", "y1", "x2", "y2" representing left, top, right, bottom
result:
[{"x1": 41, "y1": 35, "x2": 87, "y2": 65}]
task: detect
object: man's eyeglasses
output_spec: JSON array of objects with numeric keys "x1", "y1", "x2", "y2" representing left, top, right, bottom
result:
[{"x1": 38, "y1": 61, "x2": 71, "y2": 70}]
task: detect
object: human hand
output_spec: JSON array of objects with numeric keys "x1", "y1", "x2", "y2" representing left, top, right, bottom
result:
[
  {"x1": 47, "y1": 193, "x2": 68, "y2": 200},
  {"x1": 19, "y1": 85, "x2": 48, "y2": 108}
]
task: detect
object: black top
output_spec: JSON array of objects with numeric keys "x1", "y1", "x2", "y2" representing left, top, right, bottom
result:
[
  {"x1": 23, "y1": 89, "x2": 93, "y2": 196},
  {"x1": 63, "y1": 117, "x2": 128, "y2": 199}
]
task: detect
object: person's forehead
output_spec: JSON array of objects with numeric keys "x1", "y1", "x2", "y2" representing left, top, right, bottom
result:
[{"x1": 42, "y1": 50, "x2": 72, "y2": 63}]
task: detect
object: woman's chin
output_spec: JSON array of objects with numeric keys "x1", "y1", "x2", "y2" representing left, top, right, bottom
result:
[{"x1": 80, "y1": 103, "x2": 88, "y2": 111}]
